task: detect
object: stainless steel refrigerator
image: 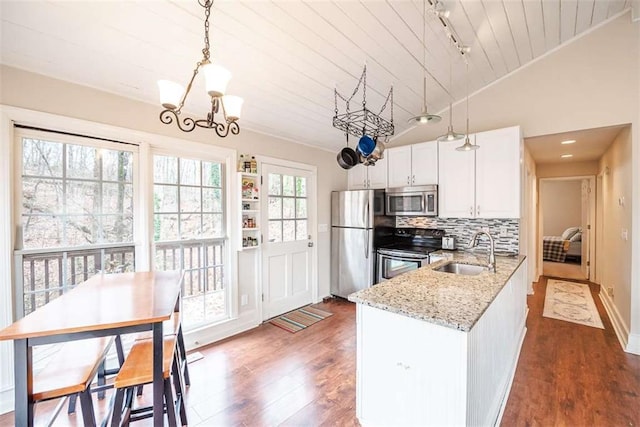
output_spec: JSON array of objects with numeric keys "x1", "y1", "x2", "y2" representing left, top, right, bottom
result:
[{"x1": 331, "y1": 189, "x2": 386, "y2": 298}]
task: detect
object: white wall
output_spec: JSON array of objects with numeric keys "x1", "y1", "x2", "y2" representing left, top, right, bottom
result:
[
  {"x1": 598, "y1": 126, "x2": 634, "y2": 349},
  {"x1": 540, "y1": 180, "x2": 582, "y2": 236}
]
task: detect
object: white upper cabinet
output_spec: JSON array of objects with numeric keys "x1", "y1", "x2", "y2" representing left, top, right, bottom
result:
[
  {"x1": 347, "y1": 156, "x2": 388, "y2": 190},
  {"x1": 438, "y1": 139, "x2": 476, "y2": 218},
  {"x1": 387, "y1": 141, "x2": 438, "y2": 188},
  {"x1": 438, "y1": 126, "x2": 521, "y2": 219},
  {"x1": 475, "y1": 126, "x2": 521, "y2": 218}
]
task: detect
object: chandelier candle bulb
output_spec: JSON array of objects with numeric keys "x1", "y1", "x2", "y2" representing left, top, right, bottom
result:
[
  {"x1": 223, "y1": 95, "x2": 244, "y2": 121},
  {"x1": 157, "y1": 80, "x2": 185, "y2": 110},
  {"x1": 203, "y1": 64, "x2": 232, "y2": 97}
]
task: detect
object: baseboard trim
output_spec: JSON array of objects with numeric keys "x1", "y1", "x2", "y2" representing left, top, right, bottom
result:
[
  {"x1": 496, "y1": 323, "x2": 527, "y2": 426},
  {"x1": 184, "y1": 311, "x2": 262, "y2": 352},
  {"x1": 626, "y1": 333, "x2": 640, "y2": 355},
  {"x1": 598, "y1": 290, "x2": 631, "y2": 351}
]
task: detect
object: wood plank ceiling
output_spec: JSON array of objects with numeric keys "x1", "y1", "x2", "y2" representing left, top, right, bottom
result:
[{"x1": 0, "y1": 0, "x2": 633, "y2": 152}]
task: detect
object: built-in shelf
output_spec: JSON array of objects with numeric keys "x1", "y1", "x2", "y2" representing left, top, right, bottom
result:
[{"x1": 239, "y1": 167, "x2": 261, "y2": 251}]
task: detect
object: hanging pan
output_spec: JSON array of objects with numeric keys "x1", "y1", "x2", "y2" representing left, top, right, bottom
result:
[{"x1": 337, "y1": 134, "x2": 359, "y2": 170}]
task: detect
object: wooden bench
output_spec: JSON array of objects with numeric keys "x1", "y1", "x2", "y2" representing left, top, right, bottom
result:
[
  {"x1": 33, "y1": 336, "x2": 114, "y2": 426},
  {"x1": 110, "y1": 336, "x2": 187, "y2": 426}
]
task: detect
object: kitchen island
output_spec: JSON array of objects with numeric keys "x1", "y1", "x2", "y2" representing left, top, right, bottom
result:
[{"x1": 348, "y1": 251, "x2": 527, "y2": 427}]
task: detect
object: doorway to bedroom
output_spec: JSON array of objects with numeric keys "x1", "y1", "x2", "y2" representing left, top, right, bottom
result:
[{"x1": 540, "y1": 177, "x2": 595, "y2": 281}]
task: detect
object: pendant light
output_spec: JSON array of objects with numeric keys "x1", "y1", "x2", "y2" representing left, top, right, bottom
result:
[
  {"x1": 436, "y1": 41, "x2": 464, "y2": 142},
  {"x1": 408, "y1": 0, "x2": 441, "y2": 125},
  {"x1": 456, "y1": 59, "x2": 479, "y2": 152}
]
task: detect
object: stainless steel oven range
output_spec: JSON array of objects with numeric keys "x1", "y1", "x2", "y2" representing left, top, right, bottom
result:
[{"x1": 376, "y1": 228, "x2": 445, "y2": 283}]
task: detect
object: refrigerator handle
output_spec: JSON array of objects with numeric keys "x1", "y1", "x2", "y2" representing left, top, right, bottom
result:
[
  {"x1": 365, "y1": 201, "x2": 370, "y2": 229},
  {"x1": 364, "y1": 229, "x2": 369, "y2": 259}
]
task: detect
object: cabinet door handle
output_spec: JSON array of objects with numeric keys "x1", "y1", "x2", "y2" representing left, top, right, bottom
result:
[
  {"x1": 477, "y1": 205, "x2": 480, "y2": 216},
  {"x1": 412, "y1": 175, "x2": 415, "y2": 184},
  {"x1": 469, "y1": 206, "x2": 473, "y2": 216},
  {"x1": 406, "y1": 176, "x2": 410, "y2": 184}
]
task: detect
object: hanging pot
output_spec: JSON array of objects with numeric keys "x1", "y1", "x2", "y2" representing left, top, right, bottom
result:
[
  {"x1": 357, "y1": 135, "x2": 376, "y2": 157},
  {"x1": 337, "y1": 146, "x2": 359, "y2": 170},
  {"x1": 368, "y1": 139, "x2": 386, "y2": 161}
]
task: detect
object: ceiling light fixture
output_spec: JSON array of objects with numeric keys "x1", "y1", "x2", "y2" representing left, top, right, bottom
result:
[
  {"x1": 158, "y1": 0, "x2": 243, "y2": 137},
  {"x1": 437, "y1": 41, "x2": 464, "y2": 143},
  {"x1": 561, "y1": 154, "x2": 573, "y2": 158},
  {"x1": 561, "y1": 139, "x2": 576, "y2": 144},
  {"x1": 408, "y1": 0, "x2": 441, "y2": 125},
  {"x1": 456, "y1": 58, "x2": 479, "y2": 152}
]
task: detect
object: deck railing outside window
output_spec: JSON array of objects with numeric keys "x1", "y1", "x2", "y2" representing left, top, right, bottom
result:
[
  {"x1": 155, "y1": 238, "x2": 227, "y2": 329},
  {"x1": 14, "y1": 243, "x2": 135, "y2": 318}
]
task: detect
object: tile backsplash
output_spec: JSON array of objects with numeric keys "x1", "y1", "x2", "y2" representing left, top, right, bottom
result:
[{"x1": 396, "y1": 216, "x2": 520, "y2": 254}]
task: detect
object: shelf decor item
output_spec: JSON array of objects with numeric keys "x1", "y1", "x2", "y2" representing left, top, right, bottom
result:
[{"x1": 157, "y1": 0, "x2": 243, "y2": 137}]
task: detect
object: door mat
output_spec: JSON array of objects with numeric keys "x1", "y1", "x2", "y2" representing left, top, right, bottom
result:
[
  {"x1": 269, "y1": 306, "x2": 333, "y2": 333},
  {"x1": 543, "y1": 279, "x2": 604, "y2": 329}
]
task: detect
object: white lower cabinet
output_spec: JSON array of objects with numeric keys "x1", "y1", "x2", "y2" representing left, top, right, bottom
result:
[{"x1": 356, "y1": 262, "x2": 527, "y2": 426}]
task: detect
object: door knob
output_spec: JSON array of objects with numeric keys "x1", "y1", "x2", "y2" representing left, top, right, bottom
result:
[{"x1": 308, "y1": 242, "x2": 314, "y2": 247}]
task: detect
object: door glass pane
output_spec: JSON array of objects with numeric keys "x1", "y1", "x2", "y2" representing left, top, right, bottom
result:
[
  {"x1": 295, "y1": 177, "x2": 306, "y2": 196},
  {"x1": 269, "y1": 221, "x2": 282, "y2": 242},
  {"x1": 180, "y1": 213, "x2": 202, "y2": 238},
  {"x1": 268, "y1": 197, "x2": 282, "y2": 219},
  {"x1": 296, "y1": 220, "x2": 307, "y2": 241},
  {"x1": 202, "y1": 188, "x2": 222, "y2": 212},
  {"x1": 296, "y1": 199, "x2": 307, "y2": 218},
  {"x1": 283, "y1": 198, "x2": 295, "y2": 219},
  {"x1": 282, "y1": 220, "x2": 295, "y2": 242},
  {"x1": 283, "y1": 175, "x2": 294, "y2": 196},
  {"x1": 269, "y1": 173, "x2": 281, "y2": 195}
]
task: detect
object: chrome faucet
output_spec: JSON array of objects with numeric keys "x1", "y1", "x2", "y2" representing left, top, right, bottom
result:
[{"x1": 467, "y1": 230, "x2": 496, "y2": 273}]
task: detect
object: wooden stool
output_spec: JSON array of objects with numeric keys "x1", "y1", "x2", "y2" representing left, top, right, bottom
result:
[
  {"x1": 33, "y1": 336, "x2": 114, "y2": 427},
  {"x1": 110, "y1": 337, "x2": 187, "y2": 426},
  {"x1": 133, "y1": 311, "x2": 190, "y2": 395}
]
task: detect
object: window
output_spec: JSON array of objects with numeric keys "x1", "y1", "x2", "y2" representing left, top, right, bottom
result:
[
  {"x1": 16, "y1": 131, "x2": 136, "y2": 316},
  {"x1": 153, "y1": 155, "x2": 227, "y2": 329},
  {"x1": 267, "y1": 173, "x2": 307, "y2": 242}
]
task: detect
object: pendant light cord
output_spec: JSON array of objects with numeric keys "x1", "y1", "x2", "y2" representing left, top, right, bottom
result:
[
  {"x1": 465, "y1": 59, "x2": 469, "y2": 136},
  {"x1": 422, "y1": 0, "x2": 427, "y2": 108}
]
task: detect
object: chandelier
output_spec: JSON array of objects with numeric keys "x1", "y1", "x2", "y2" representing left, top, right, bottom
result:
[{"x1": 157, "y1": 0, "x2": 243, "y2": 137}]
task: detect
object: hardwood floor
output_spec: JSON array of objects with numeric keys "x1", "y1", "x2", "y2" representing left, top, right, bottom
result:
[
  {"x1": 1, "y1": 282, "x2": 639, "y2": 426},
  {"x1": 501, "y1": 276, "x2": 640, "y2": 426}
]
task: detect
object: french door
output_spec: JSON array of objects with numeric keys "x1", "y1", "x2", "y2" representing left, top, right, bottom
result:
[{"x1": 261, "y1": 163, "x2": 315, "y2": 320}]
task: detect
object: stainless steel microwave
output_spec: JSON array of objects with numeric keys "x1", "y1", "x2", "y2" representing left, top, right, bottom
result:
[{"x1": 385, "y1": 185, "x2": 438, "y2": 216}]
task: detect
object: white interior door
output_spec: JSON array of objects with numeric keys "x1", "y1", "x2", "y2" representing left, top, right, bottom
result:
[{"x1": 261, "y1": 163, "x2": 315, "y2": 320}]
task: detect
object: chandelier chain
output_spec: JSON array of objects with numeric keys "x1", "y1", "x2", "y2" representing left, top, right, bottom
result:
[{"x1": 202, "y1": 0, "x2": 212, "y2": 61}]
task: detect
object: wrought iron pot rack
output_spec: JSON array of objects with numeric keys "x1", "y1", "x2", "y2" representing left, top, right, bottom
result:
[{"x1": 333, "y1": 65, "x2": 394, "y2": 140}]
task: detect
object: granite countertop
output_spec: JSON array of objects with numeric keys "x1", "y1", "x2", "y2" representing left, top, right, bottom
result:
[{"x1": 348, "y1": 250, "x2": 526, "y2": 332}]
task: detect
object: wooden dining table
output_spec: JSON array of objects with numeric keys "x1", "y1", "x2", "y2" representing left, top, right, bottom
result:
[{"x1": 0, "y1": 270, "x2": 183, "y2": 427}]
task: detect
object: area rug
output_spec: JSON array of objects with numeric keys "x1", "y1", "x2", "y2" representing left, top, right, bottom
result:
[
  {"x1": 269, "y1": 305, "x2": 333, "y2": 333},
  {"x1": 543, "y1": 279, "x2": 604, "y2": 329}
]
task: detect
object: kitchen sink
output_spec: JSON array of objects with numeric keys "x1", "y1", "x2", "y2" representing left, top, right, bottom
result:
[{"x1": 433, "y1": 262, "x2": 488, "y2": 276}]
